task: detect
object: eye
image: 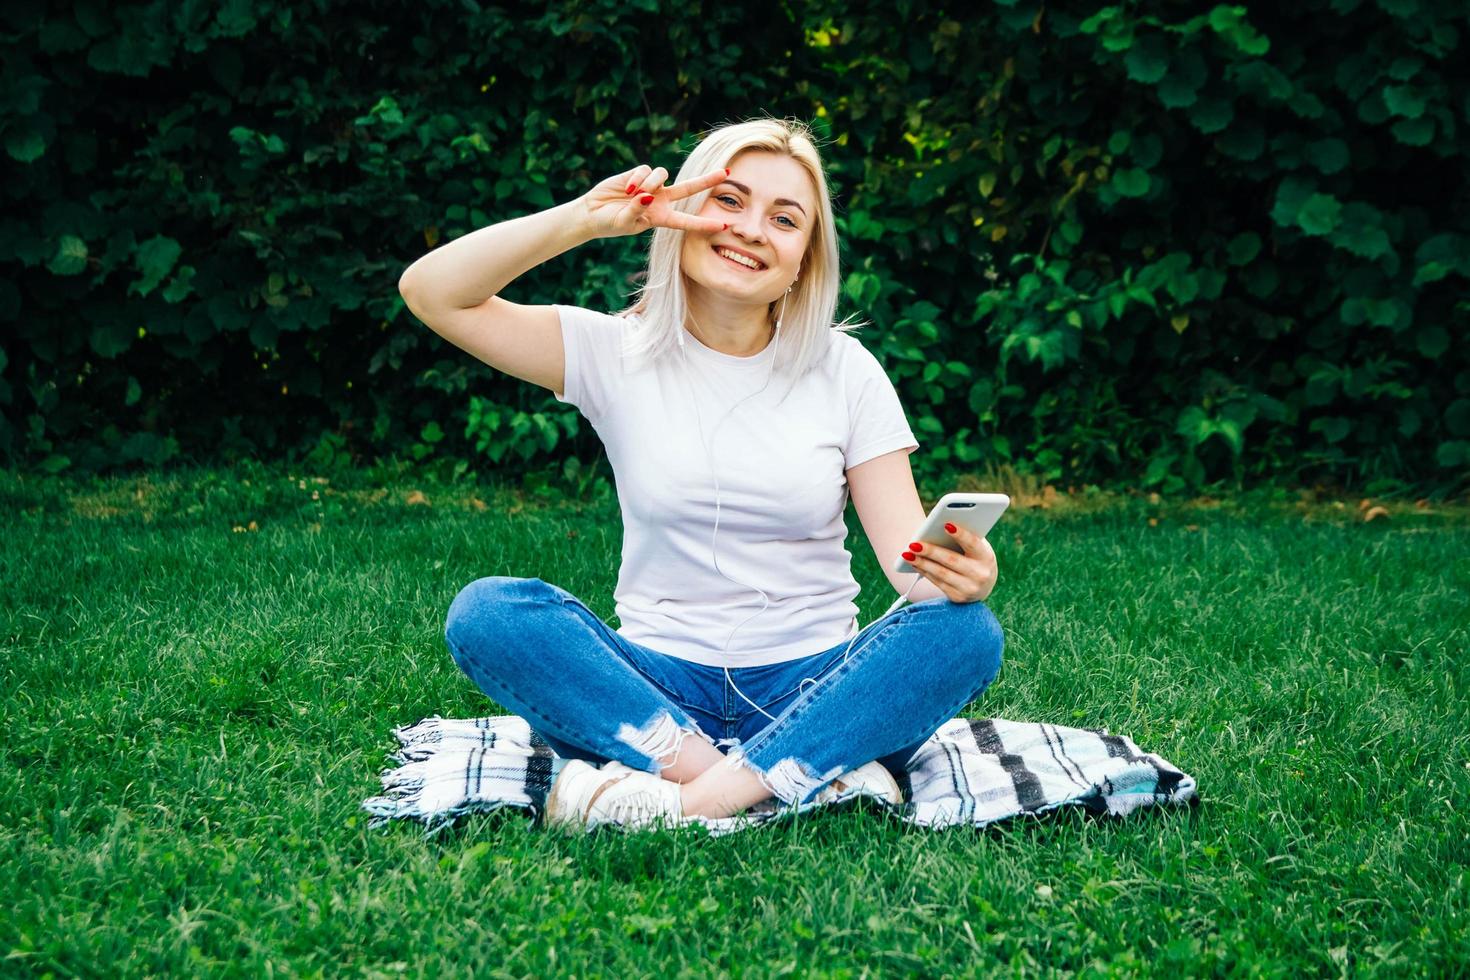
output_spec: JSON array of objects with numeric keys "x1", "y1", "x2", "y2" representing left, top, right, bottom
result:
[{"x1": 716, "y1": 195, "x2": 798, "y2": 228}]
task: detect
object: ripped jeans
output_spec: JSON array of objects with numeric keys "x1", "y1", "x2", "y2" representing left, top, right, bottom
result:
[{"x1": 443, "y1": 576, "x2": 1005, "y2": 807}]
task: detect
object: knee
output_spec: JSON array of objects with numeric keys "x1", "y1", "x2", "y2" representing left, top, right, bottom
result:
[
  {"x1": 444, "y1": 575, "x2": 546, "y2": 654},
  {"x1": 949, "y1": 599, "x2": 1004, "y2": 688}
]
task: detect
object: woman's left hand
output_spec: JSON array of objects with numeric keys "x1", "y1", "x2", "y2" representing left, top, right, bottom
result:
[{"x1": 902, "y1": 522, "x2": 998, "y2": 604}]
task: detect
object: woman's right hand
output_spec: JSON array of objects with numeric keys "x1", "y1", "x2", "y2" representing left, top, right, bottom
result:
[{"x1": 577, "y1": 164, "x2": 731, "y2": 240}]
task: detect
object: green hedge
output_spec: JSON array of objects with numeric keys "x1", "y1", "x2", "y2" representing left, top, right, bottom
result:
[{"x1": 3, "y1": 0, "x2": 1467, "y2": 496}]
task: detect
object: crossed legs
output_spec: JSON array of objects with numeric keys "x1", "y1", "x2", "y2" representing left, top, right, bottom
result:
[{"x1": 444, "y1": 576, "x2": 1004, "y2": 819}]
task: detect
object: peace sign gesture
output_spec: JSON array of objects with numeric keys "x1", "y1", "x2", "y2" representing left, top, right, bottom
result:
[{"x1": 578, "y1": 164, "x2": 730, "y2": 240}]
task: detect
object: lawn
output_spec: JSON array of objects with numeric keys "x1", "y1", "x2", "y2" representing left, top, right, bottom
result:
[{"x1": 4, "y1": 463, "x2": 1467, "y2": 976}]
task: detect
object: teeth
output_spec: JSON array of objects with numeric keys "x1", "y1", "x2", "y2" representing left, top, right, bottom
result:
[{"x1": 716, "y1": 247, "x2": 763, "y2": 270}]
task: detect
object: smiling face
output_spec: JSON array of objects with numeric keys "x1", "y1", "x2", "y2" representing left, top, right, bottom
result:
[{"x1": 680, "y1": 150, "x2": 817, "y2": 305}]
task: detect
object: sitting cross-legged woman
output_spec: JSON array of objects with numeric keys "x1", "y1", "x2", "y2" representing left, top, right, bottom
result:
[{"x1": 398, "y1": 116, "x2": 1004, "y2": 830}]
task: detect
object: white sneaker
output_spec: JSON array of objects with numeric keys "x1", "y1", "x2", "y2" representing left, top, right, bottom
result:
[
  {"x1": 543, "y1": 760, "x2": 684, "y2": 831},
  {"x1": 813, "y1": 760, "x2": 903, "y2": 807}
]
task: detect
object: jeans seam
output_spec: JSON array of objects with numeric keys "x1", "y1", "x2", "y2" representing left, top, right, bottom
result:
[
  {"x1": 545, "y1": 583, "x2": 700, "y2": 714},
  {"x1": 738, "y1": 616, "x2": 905, "y2": 764}
]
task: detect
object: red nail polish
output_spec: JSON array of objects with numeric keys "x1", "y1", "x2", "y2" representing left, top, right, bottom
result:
[
  {"x1": 639, "y1": 194, "x2": 654, "y2": 206},
  {"x1": 725, "y1": 167, "x2": 730, "y2": 176},
  {"x1": 944, "y1": 523, "x2": 957, "y2": 534},
  {"x1": 626, "y1": 184, "x2": 637, "y2": 194},
  {"x1": 722, "y1": 223, "x2": 729, "y2": 230},
  {"x1": 902, "y1": 552, "x2": 915, "y2": 562},
  {"x1": 909, "y1": 542, "x2": 923, "y2": 552}
]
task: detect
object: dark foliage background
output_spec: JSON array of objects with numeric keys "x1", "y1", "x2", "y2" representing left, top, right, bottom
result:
[{"x1": 3, "y1": 0, "x2": 1467, "y2": 496}]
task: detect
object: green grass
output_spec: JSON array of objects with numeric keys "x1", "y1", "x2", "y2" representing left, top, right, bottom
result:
[{"x1": 4, "y1": 463, "x2": 1468, "y2": 976}]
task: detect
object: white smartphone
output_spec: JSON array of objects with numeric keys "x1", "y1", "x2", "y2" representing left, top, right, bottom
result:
[{"x1": 891, "y1": 492, "x2": 1010, "y2": 575}]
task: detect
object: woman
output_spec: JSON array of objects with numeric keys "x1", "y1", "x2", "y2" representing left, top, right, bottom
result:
[{"x1": 398, "y1": 116, "x2": 1003, "y2": 830}]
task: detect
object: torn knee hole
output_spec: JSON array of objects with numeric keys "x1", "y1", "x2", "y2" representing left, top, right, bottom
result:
[
  {"x1": 725, "y1": 749, "x2": 844, "y2": 806},
  {"x1": 614, "y1": 711, "x2": 711, "y2": 773}
]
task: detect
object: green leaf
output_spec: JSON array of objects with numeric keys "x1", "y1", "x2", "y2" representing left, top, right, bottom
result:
[
  {"x1": 1111, "y1": 168, "x2": 1151, "y2": 197},
  {"x1": 1188, "y1": 96, "x2": 1234, "y2": 134},
  {"x1": 125, "y1": 376, "x2": 142, "y2": 407},
  {"x1": 48, "y1": 235, "x2": 88, "y2": 276},
  {"x1": 1207, "y1": 6, "x2": 1270, "y2": 56},
  {"x1": 1306, "y1": 138, "x2": 1350, "y2": 174},
  {"x1": 161, "y1": 265, "x2": 197, "y2": 303},
  {"x1": 1310, "y1": 416, "x2": 1351, "y2": 444},
  {"x1": 1107, "y1": 290, "x2": 1128, "y2": 320},
  {"x1": 1390, "y1": 116, "x2": 1434, "y2": 146},
  {"x1": 1287, "y1": 90, "x2": 1325, "y2": 120},
  {"x1": 1296, "y1": 193, "x2": 1343, "y2": 236},
  {"x1": 1412, "y1": 261, "x2": 1450, "y2": 287},
  {"x1": 1234, "y1": 59, "x2": 1294, "y2": 102},
  {"x1": 1157, "y1": 49, "x2": 1208, "y2": 109},
  {"x1": 1437, "y1": 441, "x2": 1470, "y2": 468},
  {"x1": 1196, "y1": 267, "x2": 1227, "y2": 301},
  {"x1": 1175, "y1": 406, "x2": 1211, "y2": 445},
  {"x1": 1166, "y1": 270, "x2": 1199, "y2": 304},
  {"x1": 1446, "y1": 399, "x2": 1470, "y2": 438},
  {"x1": 1124, "y1": 34, "x2": 1170, "y2": 84},
  {"x1": 1158, "y1": 75, "x2": 1201, "y2": 108},
  {"x1": 1226, "y1": 232, "x2": 1261, "y2": 266},
  {"x1": 1130, "y1": 132, "x2": 1164, "y2": 169},
  {"x1": 1414, "y1": 233, "x2": 1470, "y2": 272},
  {"x1": 1270, "y1": 176, "x2": 1316, "y2": 228},
  {"x1": 1328, "y1": 203, "x2": 1392, "y2": 260},
  {"x1": 1387, "y1": 56, "x2": 1423, "y2": 81},
  {"x1": 89, "y1": 323, "x2": 134, "y2": 359},
  {"x1": 1382, "y1": 84, "x2": 1427, "y2": 119},
  {"x1": 1214, "y1": 417, "x2": 1244, "y2": 455},
  {"x1": 1215, "y1": 121, "x2": 1265, "y2": 160},
  {"x1": 130, "y1": 235, "x2": 183, "y2": 297},
  {"x1": 5, "y1": 124, "x2": 47, "y2": 163},
  {"x1": 1416, "y1": 326, "x2": 1449, "y2": 359},
  {"x1": 1243, "y1": 261, "x2": 1279, "y2": 298}
]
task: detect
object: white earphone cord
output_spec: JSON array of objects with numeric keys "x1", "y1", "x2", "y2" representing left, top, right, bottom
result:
[{"x1": 680, "y1": 284, "x2": 925, "y2": 723}]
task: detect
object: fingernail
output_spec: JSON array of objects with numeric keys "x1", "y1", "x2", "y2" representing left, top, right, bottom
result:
[
  {"x1": 722, "y1": 223, "x2": 729, "y2": 230},
  {"x1": 902, "y1": 552, "x2": 916, "y2": 562},
  {"x1": 944, "y1": 523, "x2": 957, "y2": 534},
  {"x1": 909, "y1": 542, "x2": 923, "y2": 552},
  {"x1": 639, "y1": 194, "x2": 654, "y2": 205},
  {"x1": 626, "y1": 184, "x2": 637, "y2": 194}
]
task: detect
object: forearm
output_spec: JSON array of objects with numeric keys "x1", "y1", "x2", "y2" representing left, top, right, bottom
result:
[
  {"x1": 899, "y1": 574, "x2": 948, "y2": 603},
  {"x1": 895, "y1": 571, "x2": 995, "y2": 603},
  {"x1": 398, "y1": 197, "x2": 594, "y2": 311}
]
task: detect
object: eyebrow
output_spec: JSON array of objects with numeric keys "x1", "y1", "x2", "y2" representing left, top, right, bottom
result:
[{"x1": 721, "y1": 180, "x2": 808, "y2": 217}]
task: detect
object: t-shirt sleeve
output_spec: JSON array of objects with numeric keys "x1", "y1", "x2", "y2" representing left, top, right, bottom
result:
[
  {"x1": 552, "y1": 304, "x2": 628, "y2": 425},
  {"x1": 843, "y1": 339, "x2": 920, "y2": 469}
]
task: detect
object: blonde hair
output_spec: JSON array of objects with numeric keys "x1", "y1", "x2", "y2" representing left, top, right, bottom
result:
[{"x1": 613, "y1": 115, "x2": 867, "y2": 392}]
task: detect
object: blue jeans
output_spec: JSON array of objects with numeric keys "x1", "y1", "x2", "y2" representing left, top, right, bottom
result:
[{"x1": 443, "y1": 576, "x2": 1004, "y2": 806}]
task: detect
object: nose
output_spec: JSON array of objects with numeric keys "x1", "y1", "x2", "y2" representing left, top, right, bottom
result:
[{"x1": 727, "y1": 210, "x2": 766, "y2": 246}]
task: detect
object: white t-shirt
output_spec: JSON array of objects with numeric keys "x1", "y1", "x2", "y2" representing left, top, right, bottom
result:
[{"x1": 552, "y1": 304, "x2": 920, "y2": 667}]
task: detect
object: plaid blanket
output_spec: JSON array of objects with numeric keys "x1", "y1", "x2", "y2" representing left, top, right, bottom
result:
[{"x1": 363, "y1": 715, "x2": 1197, "y2": 836}]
